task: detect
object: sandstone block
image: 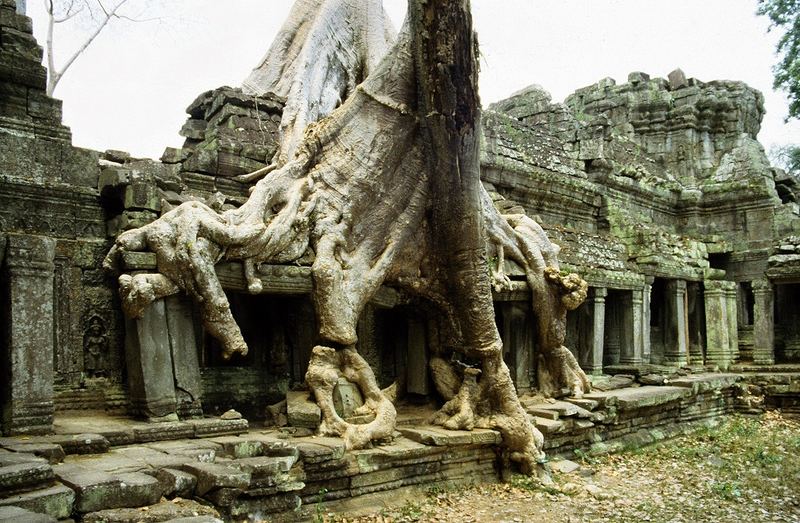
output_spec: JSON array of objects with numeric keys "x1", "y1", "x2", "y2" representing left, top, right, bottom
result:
[
  {"x1": 0, "y1": 505, "x2": 56, "y2": 522},
  {"x1": 286, "y1": 391, "x2": 321, "y2": 429},
  {"x1": 155, "y1": 467, "x2": 196, "y2": 498},
  {"x1": 179, "y1": 463, "x2": 250, "y2": 496},
  {"x1": 0, "y1": 484, "x2": 74, "y2": 519},
  {"x1": 0, "y1": 462, "x2": 54, "y2": 493}
]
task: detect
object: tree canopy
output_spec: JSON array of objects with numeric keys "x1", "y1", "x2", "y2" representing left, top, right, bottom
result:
[{"x1": 758, "y1": 0, "x2": 800, "y2": 120}]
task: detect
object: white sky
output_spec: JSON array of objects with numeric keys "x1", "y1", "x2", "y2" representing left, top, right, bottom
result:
[{"x1": 27, "y1": 0, "x2": 800, "y2": 160}]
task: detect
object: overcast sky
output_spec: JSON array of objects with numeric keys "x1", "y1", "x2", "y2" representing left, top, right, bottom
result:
[{"x1": 27, "y1": 0, "x2": 800, "y2": 160}]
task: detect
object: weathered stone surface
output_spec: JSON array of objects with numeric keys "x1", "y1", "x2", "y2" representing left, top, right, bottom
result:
[
  {"x1": 286, "y1": 391, "x2": 321, "y2": 429},
  {"x1": 0, "y1": 505, "x2": 56, "y2": 522},
  {"x1": 179, "y1": 463, "x2": 250, "y2": 496},
  {"x1": 82, "y1": 499, "x2": 221, "y2": 523},
  {"x1": 0, "y1": 461, "x2": 54, "y2": 493},
  {"x1": 155, "y1": 468, "x2": 197, "y2": 498},
  {"x1": 55, "y1": 467, "x2": 162, "y2": 513},
  {"x1": 0, "y1": 484, "x2": 74, "y2": 519},
  {"x1": 0, "y1": 441, "x2": 64, "y2": 464}
]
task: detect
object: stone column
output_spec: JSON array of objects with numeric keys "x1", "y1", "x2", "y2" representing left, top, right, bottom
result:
[
  {"x1": 704, "y1": 280, "x2": 735, "y2": 369},
  {"x1": 165, "y1": 295, "x2": 203, "y2": 418},
  {"x1": 125, "y1": 299, "x2": 178, "y2": 420},
  {"x1": 663, "y1": 280, "x2": 688, "y2": 366},
  {"x1": 725, "y1": 285, "x2": 739, "y2": 364},
  {"x1": 752, "y1": 278, "x2": 775, "y2": 365},
  {"x1": 1, "y1": 234, "x2": 56, "y2": 435},
  {"x1": 640, "y1": 281, "x2": 652, "y2": 364},
  {"x1": 620, "y1": 290, "x2": 643, "y2": 365},
  {"x1": 585, "y1": 287, "x2": 607, "y2": 375},
  {"x1": 603, "y1": 297, "x2": 621, "y2": 366}
]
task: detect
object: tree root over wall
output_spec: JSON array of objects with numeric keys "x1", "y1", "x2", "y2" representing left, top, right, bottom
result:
[{"x1": 105, "y1": 0, "x2": 590, "y2": 474}]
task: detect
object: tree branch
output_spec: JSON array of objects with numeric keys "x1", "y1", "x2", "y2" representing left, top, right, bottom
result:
[{"x1": 47, "y1": 0, "x2": 131, "y2": 95}]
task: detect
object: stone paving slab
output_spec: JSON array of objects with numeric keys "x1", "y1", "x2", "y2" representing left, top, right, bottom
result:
[
  {"x1": 0, "y1": 505, "x2": 56, "y2": 523},
  {"x1": 54, "y1": 465, "x2": 163, "y2": 513},
  {"x1": 584, "y1": 386, "x2": 692, "y2": 409},
  {"x1": 0, "y1": 484, "x2": 74, "y2": 519},
  {"x1": 668, "y1": 373, "x2": 742, "y2": 393},
  {"x1": 396, "y1": 426, "x2": 501, "y2": 446},
  {"x1": 0, "y1": 442, "x2": 64, "y2": 464}
]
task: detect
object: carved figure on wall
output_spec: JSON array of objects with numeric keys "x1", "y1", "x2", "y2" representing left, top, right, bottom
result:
[
  {"x1": 104, "y1": 0, "x2": 589, "y2": 474},
  {"x1": 84, "y1": 314, "x2": 109, "y2": 377}
]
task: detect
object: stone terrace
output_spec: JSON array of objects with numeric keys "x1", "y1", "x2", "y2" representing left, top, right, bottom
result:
[{"x1": 2, "y1": 373, "x2": 787, "y2": 522}]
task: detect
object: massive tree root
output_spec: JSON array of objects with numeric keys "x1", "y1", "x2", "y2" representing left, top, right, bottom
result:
[{"x1": 105, "y1": 0, "x2": 591, "y2": 474}]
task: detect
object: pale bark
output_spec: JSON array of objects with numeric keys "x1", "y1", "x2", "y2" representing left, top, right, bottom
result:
[{"x1": 106, "y1": 0, "x2": 590, "y2": 473}]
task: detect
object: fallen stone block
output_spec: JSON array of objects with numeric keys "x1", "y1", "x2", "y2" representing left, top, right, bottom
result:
[
  {"x1": 180, "y1": 463, "x2": 250, "y2": 496},
  {"x1": 202, "y1": 487, "x2": 243, "y2": 507},
  {"x1": 229, "y1": 455, "x2": 298, "y2": 478},
  {"x1": 549, "y1": 459, "x2": 580, "y2": 474},
  {"x1": 156, "y1": 468, "x2": 197, "y2": 498},
  {"x1": 0, "y1": 484, "x2": 74, "y2": 519},
  {"x1": 286, "y1": 391, "x2": 321, "y2": 429},
  {"x1": 209, "y1": 437, "x2": 264, "y2": 459},
  {"x1": 228, "y1": 493, "x2": 301, "y2": 517}
]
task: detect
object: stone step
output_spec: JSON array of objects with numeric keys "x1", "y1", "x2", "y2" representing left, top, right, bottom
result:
[
  {"x1": 54, "y1": 466, "x2": 162, "y2": 513},
  {"x1": 531, "y1": 416, "x2": 566, "y2": 435},
  {"x1": 0, "y1": 441, "x2": 64, "y2": 464},
  {"x1": 563, "y1": 397, "x2": 600, "y2": 411},
  {"x1": 228, "y1": 455, "x2": 298, "y2": 479},
  {"x1": 0, "y1": 484, "x2": 74, "y2": 520},
  {"x1": 0, "y1": 462, "x2": 54, "y2": 494},
  {"x1": 0, "y1": 505, "x2": 56, "y2": 523},
  {"x1": 179, "y1": 462, "x2": 251, "y2": 496},
  {"x1": 396, "y1": 427, "x2": 501, "y2": 447}
]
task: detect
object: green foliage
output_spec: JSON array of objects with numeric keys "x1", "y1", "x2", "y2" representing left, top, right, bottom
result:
[
  {"x1": 757, "y1": 0, "x2": 800, "y2": 120},
  {"x1": 711, "y1": 480, "x2": 743, "y2": 501}
]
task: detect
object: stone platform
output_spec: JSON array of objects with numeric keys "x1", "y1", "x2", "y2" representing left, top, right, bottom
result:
[{"x1": 0, "y1": 373, "x2": 785, "y2": 522}]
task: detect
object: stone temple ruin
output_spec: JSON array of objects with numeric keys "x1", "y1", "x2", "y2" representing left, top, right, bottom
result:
[{"x1": 1, "y1": 0, "x2": 799, "y2": 520}]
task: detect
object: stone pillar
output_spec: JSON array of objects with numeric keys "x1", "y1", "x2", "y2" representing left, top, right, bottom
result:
[
  {"x1": 585, "y1": 288, "x2": 607, "y2": 375},
  {"x1": 1, "y1": 234, "x2": 56, "y2": 435},
  {"x1": 725, "y1": 285, "x2": 739, "y2": 364},
  {"x1": 619, "y1": 290, "x2": 643, "y2": 365},
  {"x1": 406, "y1": 316, "x2": 429, "y2": 395},
  {"x1": 165, "y1": 295, "x2": 203, "y2": 418},
  {"x1": 752, "y1": 278, "x2": 775, "y2": 365},
  {"x1": 125, "y1": 300, "x2": 178, "y2": 420},
  {"x1": 640, "y1": 281, "x2": 652, "y2": 364},
  {"x1": 704, "y1": 280, "x2": 736, "y2": 369},
  {"x1": 663, "y1": 280, "x2": 688, "y2": 366},
  {"x1": 603, "y1": 297, "x2": 621, "y2": 366}
]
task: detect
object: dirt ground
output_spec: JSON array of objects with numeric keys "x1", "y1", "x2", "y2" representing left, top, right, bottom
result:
[{"x1": 321, "y1": 412, "x2": 800, "y2": 523}]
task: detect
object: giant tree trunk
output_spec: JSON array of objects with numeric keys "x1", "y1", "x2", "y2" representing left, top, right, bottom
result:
[{"x1": 105, "y1": 0, "x2": 590, "y2": 474}]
